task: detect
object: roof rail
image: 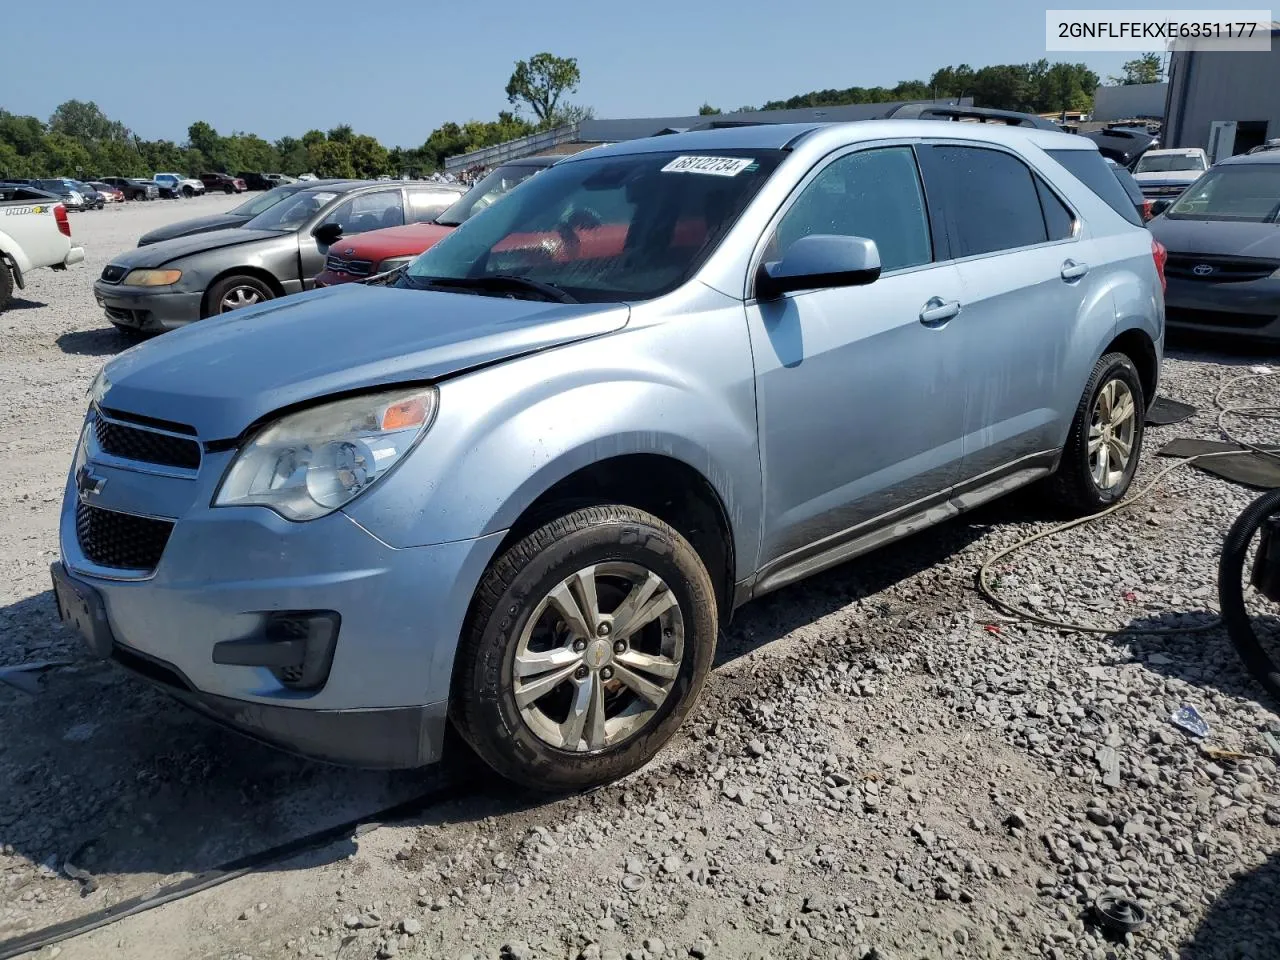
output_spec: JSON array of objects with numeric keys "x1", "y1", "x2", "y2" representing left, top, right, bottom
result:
[{"x1": 882, "y1": 103, "x2": 1061, "y2": 130}]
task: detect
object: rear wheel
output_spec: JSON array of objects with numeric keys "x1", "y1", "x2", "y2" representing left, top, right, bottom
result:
[
  {"x1": 451, "y1": 505, "x2": 718, "y2": 791},
  {"x1": 206, "y1": 275, "x2": 274, "y2": 316},
  {"x1": 182, "y1": 186, "x2": 194, "y2": 198},
  {"x1": 224, "y1": 186, "x2": 235, "y2": 194},
  {"x1": 1049, "y1": 352, "x2": 1145, "y2": 514}
]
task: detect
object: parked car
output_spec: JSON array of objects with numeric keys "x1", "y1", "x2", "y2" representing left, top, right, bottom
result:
[
  {"x1": 297, "y1": 173, "x2": 318, "y2": 181},
  {"x1": 1082, "y1": 128, "x2": 1158, "y2": 168},
  {"x1": 98, "y1": 177, "x2": 159, "y2": 201},
  {"x1": 88, "y1": 181, "x2": 125, "y2": 203},
  {"x1": 237, "y1": 171, "x2": 273, "y2": 191},
  {"x1": 1148, "y1": 150, "x2": 1280, "y2": 341},
  {"x1": 1132, "y1": 148, "x2": 1208, "y2": 200},
  {"x1": 200, "y1": 172, "x2": 248, "y2": 194},
  {"x1": 1, "y1": 185, "x2": 84, "y2": 312},
  {"x1": 154, "y1": 173, "x2": 205, "y2": 198},
  {"x1": 1105, "y1": 158, "x2": 1153, "y2": 221},
  {"x1": 94, "y1": 179, "x2": 464, "y2": 332},
  {"x1": 61, "y1": 122, "x2": 1164, "y2": 787},
  {"x1": 71, "y1": 181, "x2": 106, "y2": 210},
  {"x1": 265, "y1": 173, "x2": 297, "y2": 186},
  {"x1": 1246, "y1": 138, "x2": 1280, "y2": 155},
  {"x1": 31, "y1": 179, "x2": 86, "y2": 209},
  {"x1": 137, "y1": 182, "x2": 327, "y2": 246},
  {"x1": 314, "y1": 158, "x2": 551, "y2": 286}
]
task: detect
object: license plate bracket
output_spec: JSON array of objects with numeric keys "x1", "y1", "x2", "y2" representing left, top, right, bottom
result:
[{"x1": 50, "y1": 562, "x2": 113, "y2": 658}]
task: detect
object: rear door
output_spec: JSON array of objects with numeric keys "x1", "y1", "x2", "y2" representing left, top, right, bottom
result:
[{"x1": 916, "y1": 142, "x2": 1101, "y2": 485}]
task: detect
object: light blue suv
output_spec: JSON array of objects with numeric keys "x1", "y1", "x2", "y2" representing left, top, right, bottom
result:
[{"x1": 54, "y1": 121, "x2": 1165, "y2": 789}]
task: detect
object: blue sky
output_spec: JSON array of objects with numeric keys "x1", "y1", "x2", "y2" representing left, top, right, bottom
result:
[{"x1": 2, "y1": 0, "x2": 1188, "y2": 148}]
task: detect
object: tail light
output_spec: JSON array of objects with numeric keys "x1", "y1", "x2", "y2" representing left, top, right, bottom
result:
[
  {"x1": 1151, "y1": 237, "x2": 1167, "y2": 294},
  {"x1": 1141, "y1": 199, "x2": 1153, "y2": 222},
  {"x1": 54, "y1": 204, "x2": 71, "y2": 238}
]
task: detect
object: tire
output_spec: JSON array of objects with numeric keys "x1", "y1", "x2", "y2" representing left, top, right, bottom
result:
[
  {"x1": 0, "y1": 260, "x2": 13, "y2": 314},
  {"x1": 224, "y1": 186, "x2": 234, "y2": 195},
  {"x1": 205, "y1": 274, "x2": 274, "y2": 316},
  {"x1": 182, "y1": 186, "x2": 194, "y2": 198},
  {"x1": 1219, "y1": 489, "x2": 1280, "y2": 702},
  {"x1": 1049, "y1": 351, "x2": 1145, "y2": 515},
  {"x1": 452, "y1": 504, "x2": 718, "y2": 791}
]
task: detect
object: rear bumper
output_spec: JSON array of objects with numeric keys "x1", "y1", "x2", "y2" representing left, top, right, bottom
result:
[
  {"x1": 93, "y1": 278, "x2": 203, "y2": 331},
  {"x1": 1165, "y1": 276, "x2": 1280, "y2": 340},
  {"x1": 64, "y1": 246, "x2": 84, "y2": 267}
]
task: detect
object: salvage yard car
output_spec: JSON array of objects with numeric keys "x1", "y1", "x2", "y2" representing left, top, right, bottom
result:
[
  {"x1": 0, "y1": 185, "x2": 84, "y2": 311},
  {"x1": 1132, "y1": 148, "x2": 1208, "y2": 200},
  {"x1": 56, "y1": 122, "x2": 1164, "y2": 789},
  {"x1": 137, "y1": 181, "x2": 321, "y2": 246},
  {"x1": 94, "y1": 179, "x2": 462, "y2": 333},
  {"x1": 314, "y1": 157, "x2": 550, "y2": 286},
  {"x1": 1148, "y1": 149, "x2": 1280, "y2": 341}
]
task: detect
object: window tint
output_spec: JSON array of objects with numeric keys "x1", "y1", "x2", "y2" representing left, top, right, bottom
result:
[
  {"x1": 770, "y1": 146, "x2": 931, "y2": 272},
  {"x1": 407, "y1": 189, "x2": 459, "y2": 224},
  {"x1": 923, "y1": 146, "x2": 1047, "y2": 257},
  {"x1": 1035, "y1": 178, "x2": 1075, "y2": 241},
  {"x1": 1045, "y1": 148, "x2": 1143, "y2": 226},
  {"x1": 321, "y1": 190, "x2": 404, "y2": 235}
]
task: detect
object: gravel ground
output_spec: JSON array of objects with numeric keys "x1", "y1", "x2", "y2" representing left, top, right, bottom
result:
[{"x1": 2, "y1": 198, "x2": 1280, "y2": 960}]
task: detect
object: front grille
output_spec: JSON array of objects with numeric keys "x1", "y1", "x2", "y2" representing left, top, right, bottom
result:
[
  {"x1": 94, "y1": 415, "x2": 200, "y2": 469},
  {"x1": 100, "y1": 265, "x2": 127, "y2": 284},
  {"x1": 75, "y1": 501, "x2": 174, "y2": 571},
  {"x1": 103, "y1": 307, "x2": 149, "y2": 327},
  {"x1": 1166, "y1": 307, "x2": 1275, "y2": 330},
  {"x1": 325, "y1": 254, "x2": 374, "y2": 277},
  {"x1": 1166, "y1": 254, "x2": 1280, "y2": 283}
]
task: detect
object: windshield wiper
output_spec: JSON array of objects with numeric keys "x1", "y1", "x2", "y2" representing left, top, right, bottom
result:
[{"x1": 412, "y1": 274, "x2": 579, "y2": 303}]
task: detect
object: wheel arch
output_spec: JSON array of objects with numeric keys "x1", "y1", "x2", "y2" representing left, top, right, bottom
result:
[
  {"x1": 200, "y1": 266, "x2": 285, "y2": 317},
  {"x1": 1104, "y1": 326, "x2": 1158, "y2": 410}
]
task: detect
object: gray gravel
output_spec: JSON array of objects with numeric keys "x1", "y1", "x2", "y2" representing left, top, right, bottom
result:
[{"x1": 1, "y1": 198, "x2": 1279, "y2": 959}]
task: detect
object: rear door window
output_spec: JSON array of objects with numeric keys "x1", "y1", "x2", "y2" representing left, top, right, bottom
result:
[
  {"x1": 917, "y1": 145, "x2": 1048, "y2": 258},
  {"x1": 407, "y1": 189, "x2": 459, "y2": 224},
  {"x1": 1045, "y1": 148, "x2": 1144, "y2": 226}
]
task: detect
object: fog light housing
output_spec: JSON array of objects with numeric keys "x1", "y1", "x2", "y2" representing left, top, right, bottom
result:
[{"x1": 212, "y1": 611, "x2": 340, "y2": 691}]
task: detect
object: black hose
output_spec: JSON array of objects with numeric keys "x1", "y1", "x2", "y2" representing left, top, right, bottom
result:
[{"x1": 1218, "y1": 488, "x2": 1280, "y2": 702}]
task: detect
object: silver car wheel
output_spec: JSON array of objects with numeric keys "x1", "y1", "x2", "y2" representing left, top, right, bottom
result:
[
  {"x1": 1088, "y1": 378, "x2": 1136, "y2": 490},
  {"x1": 512, "y1": 561, "x2": 684, "y2": 753},
  {"x1": 220, "y1": 286, "x2": 263, "y2": 312}
]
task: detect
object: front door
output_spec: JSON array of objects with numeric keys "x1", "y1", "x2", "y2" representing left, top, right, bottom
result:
[
  {"x1": 299, "y1": 189, "x2": 407, "y2": 288},
  {"x1": 745, "y1": 144, "x2": 968, "y2": 570}
]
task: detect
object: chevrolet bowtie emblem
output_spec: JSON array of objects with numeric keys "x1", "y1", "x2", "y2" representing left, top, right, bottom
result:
[{"x1": 76, "y1": 466, "x2": 106, "y2": 499}]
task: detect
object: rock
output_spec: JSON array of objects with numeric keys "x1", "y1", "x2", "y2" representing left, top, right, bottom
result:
[
  {"x1": 622, "y1": 874, "x2": 645, "y2": 892},
  {"x1": 662, "y1": 855, "x2": 681, "y2": 873},
  {"x1": 501, "y1": 943, "x2": 533, "y2": 960},
  {"x1": 1005, "y1": 809, "x2": 1028, "y2": 830},
  {"x1": 688, "y1": 938, "x2": 712, "y2": 959},
  {"x1": 400, "y1": 918, "x2": 421, "y2": 936},
  {"x1": 747, "y1": 739, "x2": 767, "y2": 757},
  {"x1": 644, "y1": 938, "x2": 666, "y2": 955}
]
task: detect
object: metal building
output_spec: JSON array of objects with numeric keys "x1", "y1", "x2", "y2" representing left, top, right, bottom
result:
[{"x1": 1163, "y1": 23, "x2": 1280, "y2": 160}]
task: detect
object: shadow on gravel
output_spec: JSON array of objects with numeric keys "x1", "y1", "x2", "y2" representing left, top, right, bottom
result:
[
  {"x1": 1181, "y1": 849, "x2": 1280, "y2": 958},
  {"x1": 1111, "y1": 610, "x2": 1280, "y2": 709},
  {"x1": 3, "y1": 297, "x2": 48, "y2": 311},
  {"x1": 54, "y1": 327, "x2": 133, "y2": 358},
  {"x1": 1164, "y1": 333, "x2": 1280, "y2": 364}
]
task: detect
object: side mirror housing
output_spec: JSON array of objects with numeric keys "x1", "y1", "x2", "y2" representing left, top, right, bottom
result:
[
  {"x1": 1149, "y1": 198, "x2": 1173, "y2": 217},
  {"x1": 313, "y1": 222, "x2": 344, "y2": 245},
  {"x1": 756, "y1": 234, "x2": 882, "y2": 300}
]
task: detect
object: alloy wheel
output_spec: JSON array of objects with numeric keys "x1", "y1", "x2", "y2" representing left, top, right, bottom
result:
[
  {"x1": 1088, "y1": 378, "x2": 1137, "y2": 490},
  {"x1": 512, "y1": 561, "x2": 684, "y2": 752},
  {"x1": 219, "y1": 287, "x2": 263, "y2": 312}
]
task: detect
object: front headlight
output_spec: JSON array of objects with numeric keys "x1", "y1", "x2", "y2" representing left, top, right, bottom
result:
[
  {"x1": 123, "y1": 269, "x2": 182, "y2": 287},
  {"x1": 376, "y1": 256, "x2": 414, "y2": 274},
  {"x1": 214, "y1": 385, "x2": 438, "y2": 521}
]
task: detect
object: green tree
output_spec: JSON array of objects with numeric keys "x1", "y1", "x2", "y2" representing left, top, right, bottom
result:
[
  {"x1": 232, "y1": 133, "x2": 279, "y2": 172},
  {"x1": 41, "y1": 133, "x2": 93, "y2": 178},
  {"x1": 348, "y1": 134, "x2": 389, "y2": 177},
  {"x1": 505, "y1": 52, "x2": 581, "y2": 126},
  {"x1": 1110, "y1": 53, "x2": 1163, "y2": 85},
  {"x1": 698, "y1": 103, "x2": 721, "y2": 116},
  {"x1": 49, "y1": 100, "x2": 128, "y2": 144},
  {"x1": 186, "y1": 121, "x2": 221, "y2": 161},
  {"x1": 275, "y1": 136, "x2": 311, "y2": 176},
  {"x1": 312, "y1": 140, "x2": 355, "y2": 178},
  {"x1": 327, "y1": 124, "x2": 354, "y2": 143}
]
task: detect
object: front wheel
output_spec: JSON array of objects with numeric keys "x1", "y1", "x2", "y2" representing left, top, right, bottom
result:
[
  {"x1": 205, "y1": 274, "x2": 274, "y2": 316},
  {"x1": 451, "y1": 505, "x2": 718, "y2": 791},
  {"x1": 224, "y1": 186, "x2": 234, "y2": 195},
  {"x1": 1049, "y1": 351, "x2": 1145, "y2": 515}
]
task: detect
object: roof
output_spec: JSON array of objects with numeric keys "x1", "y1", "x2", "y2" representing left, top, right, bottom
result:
[
  {"x1": 567, "y1": 119, "x2": 1088, "y2": 163},
  {"x1": 1218, "y1": 150, "x2": 1280, "y2": 165}
]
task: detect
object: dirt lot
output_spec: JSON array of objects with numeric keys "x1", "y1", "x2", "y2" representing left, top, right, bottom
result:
[{"x1": 2, "y1": 196, "x2": 1280, "y2": 960}]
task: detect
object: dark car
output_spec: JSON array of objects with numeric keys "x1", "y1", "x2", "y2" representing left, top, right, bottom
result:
[
  {"x1": 1082, "y1": 128, "x2": 1158, "y2": 169},
  {"x1": 0, "y1": 183, "x2": 60, "y2": 202},
  {"x1": 237, "y1": 171, "x2": 273, "y2": 191},
  {"x1": 72, "y1": 180, "x2": 106, "y2": 210},
  {"x1": 1147, "y1": 151, "x2": 1280, "y2": 341},
  {"x1": 201, "y1": 172, "x2": 248, "y2": 194},
  {"x1": 137, "y1": 182, "x2": 326, "y2": 246},
  {"x1": 95, "y1": 180, "x2": 460, "y2": 333},
  {"x1": 1106, "y1": 159, "x2": 1153, "y2": 222},
  {"x1": 31, "y1": 179, "x2": 88, "y2": 209},
  {"x1": 99, "y1": 177, "x2": 159, "y2": 201}
]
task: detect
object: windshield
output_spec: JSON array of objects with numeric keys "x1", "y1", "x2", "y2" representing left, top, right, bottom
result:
[
  {"x1": 1166, "y1": 165, "x2": 1280, "y2": 222},
  {"x1": 434, "y1": 163, "x2": 551, "y2": 226},
  {"x1": 245, "y1": 189, "x2": 339, "y2": 231},
  {"x1": 1136, "y1": 153, "x2": 1206, "y2": 173},
  {"x1": 404, "y1": 149, "x2": 784, "y2": 303},
  {"x1": 230, "y1": 184, "x2": 304, "y2": 217}
]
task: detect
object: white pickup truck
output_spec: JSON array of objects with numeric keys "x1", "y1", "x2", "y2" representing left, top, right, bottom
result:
[{"x1": 0, "y1": 185, "x2": 85, "y2": 312}]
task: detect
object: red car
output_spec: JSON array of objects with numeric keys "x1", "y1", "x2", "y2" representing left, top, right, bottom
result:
[
  {"x1": 313, "y1": 156, "x2": 558, "y2": 286},
  {"x1": 199, "y1": 172, "x2": 248, "y2": 194}
]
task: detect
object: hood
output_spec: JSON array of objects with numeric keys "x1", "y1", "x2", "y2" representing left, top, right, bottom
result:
[
  {"x1": 97, "y1": 283, "x2": 630, "y2": 438},
  {"x1": 110, "y1": 228, "x2": 285, "y2": 268},
  {"x1": 1134, "y1": 170, "x2": 1201, "y2": 184},
  {"x1": 137, "y1": 213, "x2": 252, "y2": 246},
  {"x1": 336, "y1": 222, "x2": 454, "y2": 261},
  {"x1": 1149, "y1": 216, "x2": 1280, "y2": 258}
]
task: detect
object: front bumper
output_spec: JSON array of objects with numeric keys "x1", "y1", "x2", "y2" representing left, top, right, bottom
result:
[
  {"x1": 93, "y1": 278, "x2": 204, "y2": 332},
  {"x1": 312, "y1": 268, "x2": 361, "y2": 288},
  {"x1": 1165, "y1": 275, "x2": 1280, "y2": 340},
  {"x1": 57, "y1": 435, "x2": 503, "y2": 766}
]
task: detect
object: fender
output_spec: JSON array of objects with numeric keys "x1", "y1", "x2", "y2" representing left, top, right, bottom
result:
[{"x1": 0, "y1": 228, "x2": 33, "y2": 281}]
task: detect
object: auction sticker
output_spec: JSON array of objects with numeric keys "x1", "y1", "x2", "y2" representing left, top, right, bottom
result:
[{"x1": 661, "y1": 155, "x2": 755, "y2": 176}]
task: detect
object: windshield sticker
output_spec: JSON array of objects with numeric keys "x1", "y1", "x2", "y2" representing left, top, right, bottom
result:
[{"x1": 661, "y1": 156, "x2": 755, "y2": 177}]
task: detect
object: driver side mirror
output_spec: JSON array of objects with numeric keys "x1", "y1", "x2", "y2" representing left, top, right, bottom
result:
[
  {"x1": 1149, "y1": 198, "x2": 1173, "y2": 217},
  {"x1": 756, "y1": 234, "x2": 882, "y2": 300},
  {"x1": 313, "y1": 222, "x2": 344, "y2": 246}
]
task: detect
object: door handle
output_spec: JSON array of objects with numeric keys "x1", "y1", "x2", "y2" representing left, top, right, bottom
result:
[
  {"x1": 919, "y1": 297, "x2": 961, "y2": 327},
  {"x1": 1061, "y1": 259, "x2": 1089, "y2": 281}
]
